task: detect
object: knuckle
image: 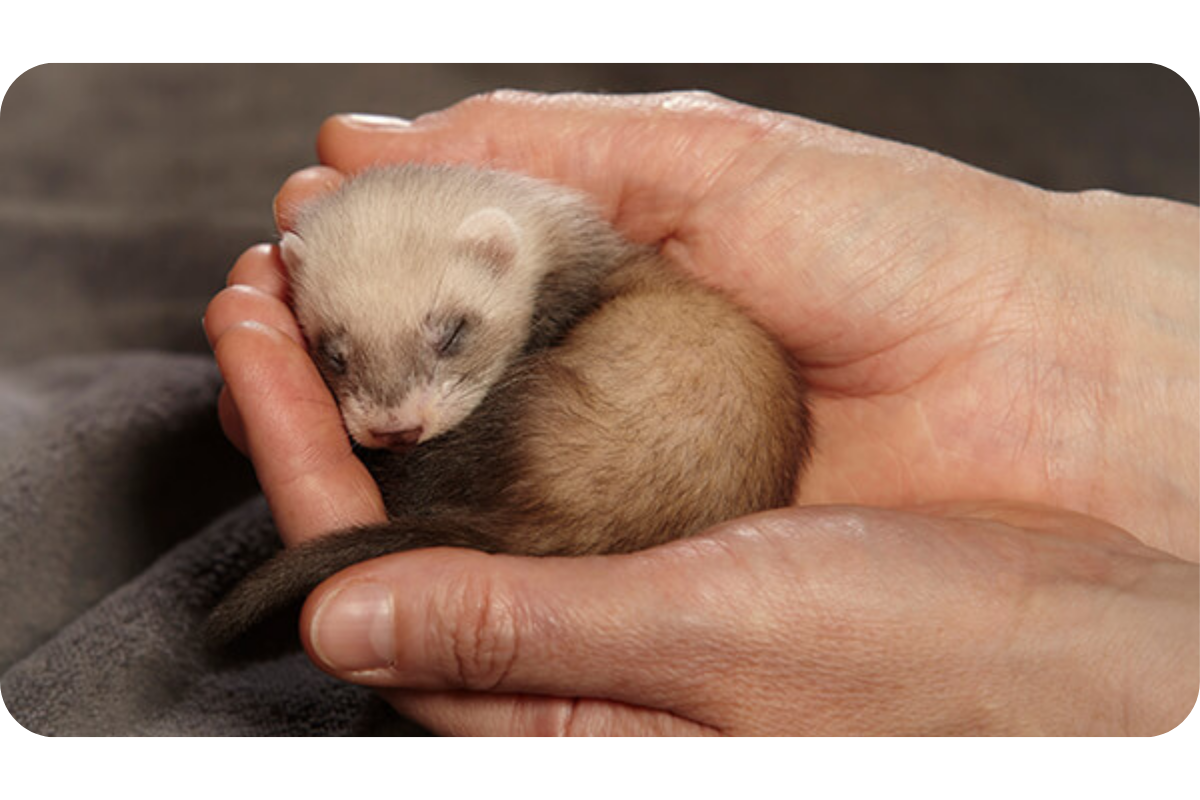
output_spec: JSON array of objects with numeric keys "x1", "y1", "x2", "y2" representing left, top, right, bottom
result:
[
  {"x1": 434, "y1": 567, "x2": 522, "y2": 692},
  {"x1": 458, "y1": 88, "x2": 539, "y2": 114}
]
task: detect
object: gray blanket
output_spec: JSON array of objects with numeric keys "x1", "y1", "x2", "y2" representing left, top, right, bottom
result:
[
  {"x1": 0, "y1": 353, "x2": 421, "y2": 735},
  {"x1": 1, "y1": 64, "x2": 1193, "y2": 737}
]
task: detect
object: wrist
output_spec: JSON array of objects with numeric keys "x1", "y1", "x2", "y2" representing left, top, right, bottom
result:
[
  {"x1": 1004, "y1": 551, "x2": 1198, "y2": 735},
  {"x1": 1037, "y1": 191, "x2": 1199, "y2": 559},
  {"x1": 1108, "y1": 557, "x2": 1199, "y2": 735}
]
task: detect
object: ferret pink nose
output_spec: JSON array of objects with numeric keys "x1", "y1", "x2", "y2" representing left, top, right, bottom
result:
[{"x1": 371, "y1": 426, "x2": 424, "y2": 450}]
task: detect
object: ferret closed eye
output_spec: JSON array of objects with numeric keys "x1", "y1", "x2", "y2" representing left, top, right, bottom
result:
[
  {"x1": 315, "y1": 334, "x2": 348, "y2": 375},
  {"x1": 436, "y1": 316, "x2": 469, "y2": 357},
  {"x1": 207, "y1": 164, "x2": 813, "y2": 645}
]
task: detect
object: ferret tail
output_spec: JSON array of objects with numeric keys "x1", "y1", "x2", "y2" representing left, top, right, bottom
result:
[{"x1": 203, "y1": 512, "x2": 505, "y2": 649}]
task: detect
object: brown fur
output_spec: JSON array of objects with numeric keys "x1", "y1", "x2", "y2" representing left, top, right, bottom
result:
[{"x1": 205, "y1": 167, "x2": 811, "y2": 646}]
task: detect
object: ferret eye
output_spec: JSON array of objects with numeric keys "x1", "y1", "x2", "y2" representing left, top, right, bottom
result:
[
  {"x1": 318, "y1": 338, "x2": 349, "y2": 375},
  {"x1": 437, "y1": 316, "x2": 469, "y2": 357}
]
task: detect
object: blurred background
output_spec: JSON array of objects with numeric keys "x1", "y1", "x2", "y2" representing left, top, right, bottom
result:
[{"x1": 1, "y1": 64, "x2": 1196, "y2": 365}]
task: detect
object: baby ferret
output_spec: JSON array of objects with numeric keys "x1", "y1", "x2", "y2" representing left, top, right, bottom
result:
[{"x1": 205, "y1": 165, "x2": 812, "y2": 645}]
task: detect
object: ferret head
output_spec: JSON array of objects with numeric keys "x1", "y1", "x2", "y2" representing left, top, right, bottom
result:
[{"x1": 281, "y1": 174, "x2": 541, "y2": 451}]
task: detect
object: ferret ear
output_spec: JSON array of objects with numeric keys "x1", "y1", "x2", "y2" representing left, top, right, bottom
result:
[
  {"x1": 279, "y1": 232, "x2": 306, "y2": 272},
  {"x1": 455, "y1": 207, "x2": 520, "y2": 275}
]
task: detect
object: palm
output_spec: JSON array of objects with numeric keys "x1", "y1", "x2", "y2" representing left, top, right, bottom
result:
[
  {"x1": 802, "y1": 355, "x2": 1046, "y2": 507},
  {"x1": 643, "y1": 157, "x2": 1069, "y2": 513}
]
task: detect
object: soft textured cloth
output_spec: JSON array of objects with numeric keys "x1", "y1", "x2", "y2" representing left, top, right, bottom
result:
[{"x1": 0, "y1": 352, "x2": 421, "y2": 735}]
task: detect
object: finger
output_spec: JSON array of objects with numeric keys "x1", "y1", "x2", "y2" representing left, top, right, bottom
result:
[
  {"x1": 274, "y1": 165, "x2": 345, "y2": 232},
  {"x1": 226, "y1": 242, "x2": 289, "y2": 301},
  {"x1": 204, "y1": 283, "x2": 305, "y2": 350},
  {"x1": 316, "y1": 90, "x2": 777, "y2": 243},
  {"x1": 217, "y1": 384, "x2": 247, "y2": 455},
  {"x1": 381, "y1": 689, "x2": 718, "y2": 736},
  {"x1": 210, "y1": 243, "x2": 301, "y2": 457},
  {"x1": 213, "y1": 322, "x2": 386, "y2": 545},
  {"x1": 297, "y1": 536, "x2": 751, "y2": 715}
]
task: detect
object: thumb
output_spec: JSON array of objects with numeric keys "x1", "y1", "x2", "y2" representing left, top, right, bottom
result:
[{"x1": 297, "y1": 539, "x2": 737, "y2": 710}]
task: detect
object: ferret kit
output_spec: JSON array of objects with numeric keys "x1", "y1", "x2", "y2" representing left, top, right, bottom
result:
[{"x1": 207, "y1": 164, "x2": 812, "y2": 643}]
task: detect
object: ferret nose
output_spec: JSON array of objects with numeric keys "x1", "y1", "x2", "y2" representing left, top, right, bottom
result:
[{"x1": 371, "y1": 426, "x2": 424, "y2": 450}]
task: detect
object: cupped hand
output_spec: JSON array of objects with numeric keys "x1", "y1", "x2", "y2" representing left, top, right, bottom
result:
[
  {"x1": 295, "y1": 500, "x2": 1196, "y2": 736},
  {"x1": 204, "y1": 91, "x2": 1199, "y2": 734},
  {"x1": 289, "y1": 91, "x2": 1196, "y2": 558}
]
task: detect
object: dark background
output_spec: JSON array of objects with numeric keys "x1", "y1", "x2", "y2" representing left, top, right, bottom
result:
[{"x1": 1, "y1": 64, "x2": 1196, "y2": 365}]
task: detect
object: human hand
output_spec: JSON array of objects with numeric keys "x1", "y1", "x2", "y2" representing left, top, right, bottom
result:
[
  {"x1": 293, "y1": 500, "x2": 1196, "y2": 736},
  {"x1": 205, "y1": 91, "x2": 1199, "y2": 734},
  {"x1": 275, "y1": 91, "x2": 1196, "y2": 559}
]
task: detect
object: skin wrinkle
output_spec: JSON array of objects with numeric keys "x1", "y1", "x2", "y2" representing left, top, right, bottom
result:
[
  {"x1": 799, "y1": 222, "x2": 967, "y2": 379},
  {"x1": 687, "y1": 149, "x2": 807, "y2": 308},
  {"x1": 720, "y1": 520, "x2": 916, "y2": 734},
  {"x1": 811, "y1": 185, "x2": 1065, "y2": 506},
  {"x1": 555, "y1": 695, "x2": 583, "y2": 737},
  {"x1": 426, "y1": 562, "x2": 537, "y2": 695},
  {"x1": 908, "y1": 396, "x2": 946, "y2": 493},
  {"x1": 1043, "y1": 260, "x2": 1120, "y2": 520}
]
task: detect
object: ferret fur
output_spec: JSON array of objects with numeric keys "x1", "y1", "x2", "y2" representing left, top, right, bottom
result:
[{"x1": 205, "y1": 165, "x2": 811, "y2": 645}]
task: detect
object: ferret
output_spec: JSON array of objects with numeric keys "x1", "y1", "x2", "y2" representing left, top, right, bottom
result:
[{"x1": 205, "y1": 165, "x2": 811, "y2": 645}]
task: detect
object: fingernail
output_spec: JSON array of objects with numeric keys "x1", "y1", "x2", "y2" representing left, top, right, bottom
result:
[
  {"x1": 311, "y1": 581, "x2": 395, "y2": 672},
  {"x1": 340, "y1": 113, "x2": 412, "y2": 131}
]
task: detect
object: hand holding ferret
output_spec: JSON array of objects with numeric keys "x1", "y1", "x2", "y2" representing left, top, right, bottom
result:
[{"x1": 206, "y1": 91, "x2": 1197, "y2": 735}]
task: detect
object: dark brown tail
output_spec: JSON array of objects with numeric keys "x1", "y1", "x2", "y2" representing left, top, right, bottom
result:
[{"x1": 203, "y1": 513, "x2": 503, "y2": 648}]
